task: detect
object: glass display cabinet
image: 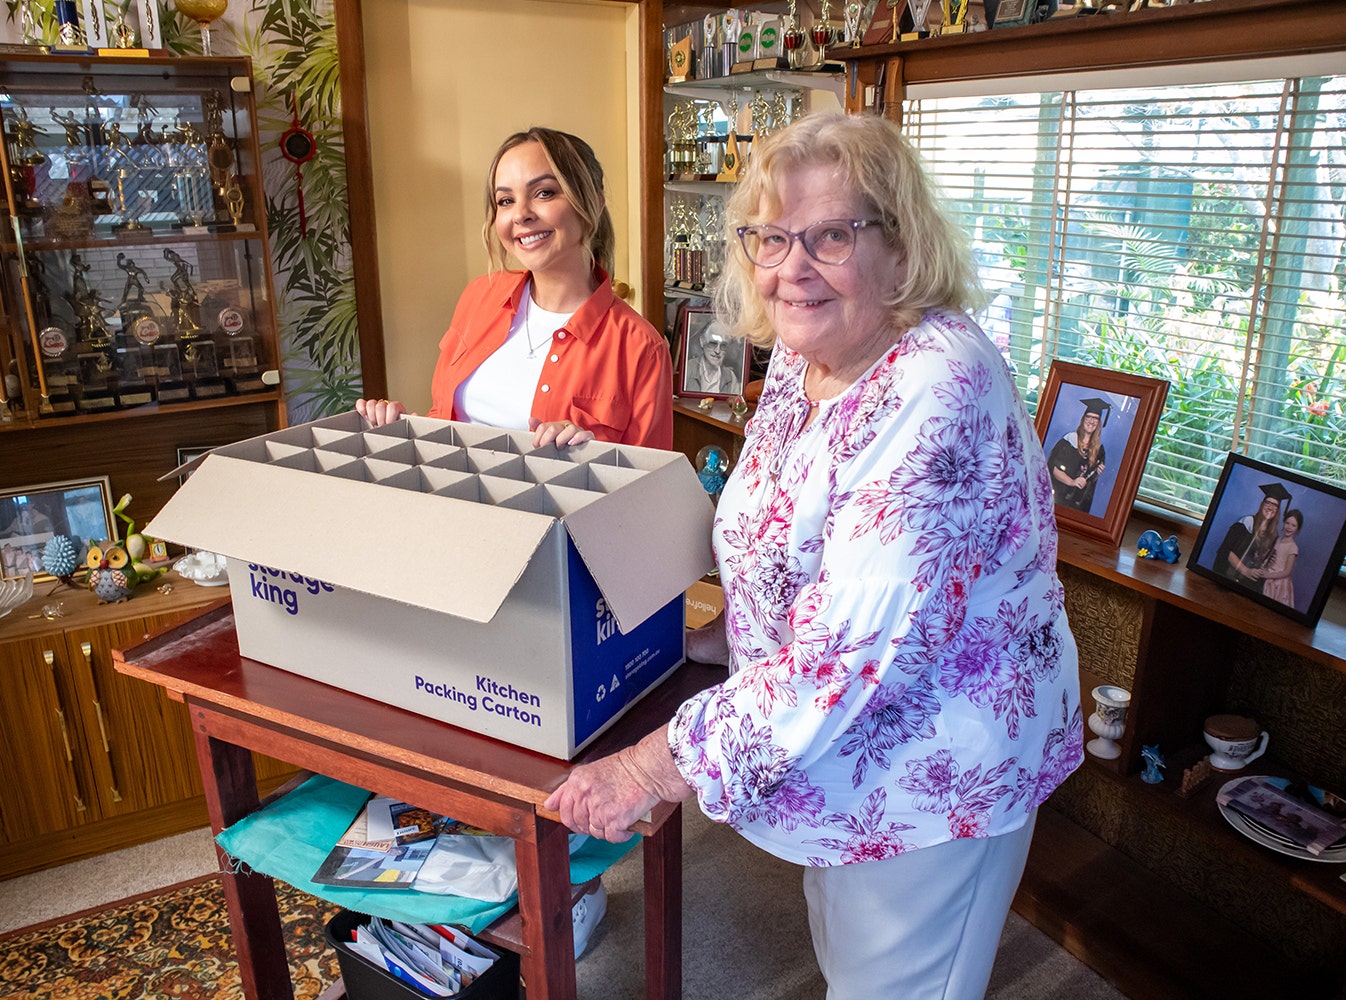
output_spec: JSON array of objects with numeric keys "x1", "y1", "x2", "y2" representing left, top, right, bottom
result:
[{"x1": 0, "y1": 52, "x2": 283, "y2": 423}]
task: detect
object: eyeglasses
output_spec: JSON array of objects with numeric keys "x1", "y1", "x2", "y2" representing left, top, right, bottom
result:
[{"x1": 735, "y1": 218, "x2": 882, "y2": 268}]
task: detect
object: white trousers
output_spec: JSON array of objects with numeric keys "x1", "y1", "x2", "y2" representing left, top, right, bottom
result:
[{"x1": 802, "y1": 810, "x2": 1037, "y2": 1000}]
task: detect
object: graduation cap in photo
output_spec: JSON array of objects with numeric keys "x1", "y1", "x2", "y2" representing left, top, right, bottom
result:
[
  {"x1": 1258, "y1": 481, "x2": 1292, "y2": 511},
  {"x1": 1077, "y1": 396, "x2": 1112, "y2": 427}
]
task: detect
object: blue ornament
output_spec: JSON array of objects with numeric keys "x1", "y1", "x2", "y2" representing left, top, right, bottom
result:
[
  {"x1": 1137, "y1": 530, "x2": 1181, "y2": 563},
  {"x1": 1140, "y1": 744, "x2": 1166, "y2": 784},
  {"x1": 696, "y1": 445, "x2": 730, "y2": 499},
  {"x1": 42, "y1": 534, "x2": 80, "y2": 578}
]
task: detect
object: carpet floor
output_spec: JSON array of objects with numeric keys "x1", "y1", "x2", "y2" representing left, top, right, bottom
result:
[{"x1": 0, "y1": 875, "x2": 343, "y2": 1000}]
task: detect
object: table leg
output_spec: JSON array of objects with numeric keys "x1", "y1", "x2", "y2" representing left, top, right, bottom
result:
[
  {"x1": 643, "y1": 802, "x2": 683, "y2": 1000},
  {"x1": 193, "y1": 722, "x2": 293, "y2": 1000},
  {"x1": 513, "y1": 814, "x2": 578, "y2": 1000}
]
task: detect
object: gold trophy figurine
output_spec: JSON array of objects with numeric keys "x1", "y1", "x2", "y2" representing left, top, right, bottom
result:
[{"x1": 225, "y1": 175, "x2": 245, "y2": 228}]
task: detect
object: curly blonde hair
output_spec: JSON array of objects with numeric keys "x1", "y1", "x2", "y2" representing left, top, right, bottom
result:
[
  {"x1": 482, "y1": 127, "x2": 615, "y2": 276},
  {"x1": 714, "y1": 113, "x2": 982, "y2": 347}
]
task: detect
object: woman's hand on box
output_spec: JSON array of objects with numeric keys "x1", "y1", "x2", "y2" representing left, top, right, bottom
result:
[
  {"x1": 544, "y1": 726, "x2": 692, "y2": 842},
  {"x1": 530, "y1": 417, "x2": 595, "y2": 449},
  {"x1": 356, "y1": 398, "x2": 412, "y2": 427}
]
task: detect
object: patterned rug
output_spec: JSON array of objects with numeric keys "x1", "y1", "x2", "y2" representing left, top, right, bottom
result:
[{"x1": 0, "y1": 874, "x2": 344, "y2": 1000}]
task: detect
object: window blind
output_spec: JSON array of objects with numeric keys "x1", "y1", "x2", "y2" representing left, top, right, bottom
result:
[{"x1": 904, "y1": 71, "x2": 1346, "y2": 518}]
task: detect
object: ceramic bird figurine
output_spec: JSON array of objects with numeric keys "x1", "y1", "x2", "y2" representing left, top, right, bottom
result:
[{"x1": 86, "y1": 543, "x2": 140, "y2": 602}]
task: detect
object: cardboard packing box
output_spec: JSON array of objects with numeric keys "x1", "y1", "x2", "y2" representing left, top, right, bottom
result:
[{"x1": 148, "y1": 413, "x2": 715, "y2": 759}]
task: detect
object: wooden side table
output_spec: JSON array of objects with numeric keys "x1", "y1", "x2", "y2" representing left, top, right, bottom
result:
[{"x1": 115, "y1": 603, "x2": 719, "y2": 1000}]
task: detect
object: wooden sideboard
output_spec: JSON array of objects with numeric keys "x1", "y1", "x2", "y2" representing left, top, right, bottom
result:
[{"x1": 0, "y1": 573, "x2": 297, "y2": 879}]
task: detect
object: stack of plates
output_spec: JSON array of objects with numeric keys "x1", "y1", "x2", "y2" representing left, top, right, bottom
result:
[{"x1": 1217, "y1": 775, "x2": 1346, "y2": 863}]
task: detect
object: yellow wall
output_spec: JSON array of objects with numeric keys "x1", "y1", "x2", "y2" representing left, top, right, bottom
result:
[{"x1": 364, "y1": 0, "x2": 636, "y2": 413}]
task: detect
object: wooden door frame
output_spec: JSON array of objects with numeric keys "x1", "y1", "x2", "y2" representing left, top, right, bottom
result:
[{"x1": 332, "y1": 0, "x2": 665, "y2": 400}]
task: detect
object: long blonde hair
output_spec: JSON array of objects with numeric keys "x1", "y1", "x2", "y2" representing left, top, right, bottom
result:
[
  {"x1": 715, "y1": 113, "x2": 982, "y2": 347},
  {"x1": 482, "y1": 127, "x2": 615, "y2": 276}
]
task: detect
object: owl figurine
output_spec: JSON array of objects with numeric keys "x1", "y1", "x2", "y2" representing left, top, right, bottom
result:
[{"x1": 86, "y1": 544, "x2": 140, "y2": 603}]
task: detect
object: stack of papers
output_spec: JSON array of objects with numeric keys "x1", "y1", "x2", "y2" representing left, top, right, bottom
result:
[
  {"x1": 313, "y1": 795, "x2": 447, "y2": 889},
  {"x1": 343, "y1": 915, "x2": 500, "y2": 997}
]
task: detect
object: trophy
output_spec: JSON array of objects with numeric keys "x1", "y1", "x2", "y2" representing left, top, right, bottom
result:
[
  {"x1": 173, "y1": 0, "x2": 228, "y2": 56},
  {"x1": 81, "y1": 0, "x2": 109, "y2": 48},
  {"x1": 812, "y1": 1, "x2": 840, "y2": 64},
  {"x1": 940, "y1": 0, "x2": 970, "y2": 33},
  {"x1": 844, "y1": 2, "x2": 864, "y2": 45},
  {"x1": 116, "y1": 254, "x2": 152, "y2": 336},
  {"x1": 38, "y1": 326, "x2": 79, "y2": 414},
  {"x1": 902, "y1": 0, "x2": 932, "y2": 40},
  {"x1": 782, "y1": 0, "x2": 807, "y2": 70},
  {"x1": 721, "y1": 9, "x2": 742, "y2": 73},
  {"x1": 749, "y1": 91, "x2": 774, "y2": 140},
  {"x1": 138, "y1": 0, "x2": 165, "y2": 51},
  {"x1": 668, "y1": 30, "x2": 694, "y2": 83},
  {"x1": 753, "y1": 17, "x2": 787, "y2": 70},
  {"x1": 716, "y1": 96, "x2": 743, "y2": 182},
  {"x1": 701, "y1": 15, "x2": 721, "y2": 79},
  {"x1": 703, "y1": 196, "x2": 727, "y2": 282},
  {"x1": 164, "y1": 248, "x2": 204, "y2": 341}
]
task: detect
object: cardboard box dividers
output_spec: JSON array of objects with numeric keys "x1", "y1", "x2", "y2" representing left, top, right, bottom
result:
[{"x1": 149, "y1": 412, "x2": 715, "y2": 758}]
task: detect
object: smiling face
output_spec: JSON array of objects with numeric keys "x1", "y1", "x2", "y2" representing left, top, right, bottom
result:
[
  {"x1": 701, "y1": 334, "x2": 726, "y2": 367},
  {"x1": 491, "y1": 141, "x2": 587, "y2": 278},
  {"x1": 1283, "y1": 512, "x2": 1301, "y2": 538},
  {"x1": 749, "y1": 163, "x2": 901, "y2": 378}
]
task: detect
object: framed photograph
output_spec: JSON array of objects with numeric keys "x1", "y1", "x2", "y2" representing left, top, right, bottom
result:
[
  {"x1": 676, "y1": 306, "x2": 750, "y2": 401},
  {"x1": 1035, "y1": 360, "x2": 1169, "y2": 546},
  {"x1": 1187, "y1": 454, "x2": 1346, "y2": 627},
  {"x1": 0, "y1": 477, "x2": 114, "y2": 580},
  {"x1": 176, "y1": 445, "x2": 219, "y2": 485}
]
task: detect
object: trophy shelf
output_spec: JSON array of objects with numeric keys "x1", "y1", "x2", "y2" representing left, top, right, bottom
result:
[
  {"x1": 0, "y1": 52, "x2": 284, "y2": 436},
  {"x1": 665, "y1": 68, "x2": 844, "y2": 103}
]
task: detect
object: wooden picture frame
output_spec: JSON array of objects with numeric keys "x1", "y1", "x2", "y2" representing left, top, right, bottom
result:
[
  {"x1": 0, "y1": 476, "x2": 114, "y2": 580},
  {"x1": 1034, "y1": 360, "x2": 1168, "y2": 546},
  {"x1": 1188, "y1": 453, "x2": 1346, "y2": 628},
  {"x1": 676, "y1": 306, "x2": 750, "y2": 400}
]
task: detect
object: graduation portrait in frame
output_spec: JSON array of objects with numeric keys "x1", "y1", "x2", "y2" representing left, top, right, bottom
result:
[
  {"x1": 1034, "y1": 360, "x2": 1169, "y2": 546},
  {"x1": 1188, "y1": 453, "x2": 1346, "y2": 628}
]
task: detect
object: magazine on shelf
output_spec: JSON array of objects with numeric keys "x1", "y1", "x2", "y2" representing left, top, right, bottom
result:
[
  {"x1": 1216, "y1": 776, "x2": 1346, "y2": 856},
  {"x1": 313, "y1": 795, "x2": 446, "y2": 888}
]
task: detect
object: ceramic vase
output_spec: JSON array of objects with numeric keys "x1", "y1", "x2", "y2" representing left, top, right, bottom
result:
[{"x1": 1086, "y1": 684, "x2": 1131, "y2": 760}]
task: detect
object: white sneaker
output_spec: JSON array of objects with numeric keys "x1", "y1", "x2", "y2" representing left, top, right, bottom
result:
[{"x1": 571, "y1": 880, "x2": 608, "y2": 959}]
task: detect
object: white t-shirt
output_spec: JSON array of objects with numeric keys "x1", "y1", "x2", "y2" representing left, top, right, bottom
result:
[{"x1": 454, "y1": 282, "x2": 574, "y2": 429}]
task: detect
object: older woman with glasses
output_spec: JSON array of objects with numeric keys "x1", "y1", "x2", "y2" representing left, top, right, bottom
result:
[{"x1": 546, "y1": 112, "x2": 1082, "y2": 1000}]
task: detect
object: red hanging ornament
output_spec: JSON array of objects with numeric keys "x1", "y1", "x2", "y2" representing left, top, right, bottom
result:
[{"x1": 278, "y1": 92, "x2": 316, "y2": 238}]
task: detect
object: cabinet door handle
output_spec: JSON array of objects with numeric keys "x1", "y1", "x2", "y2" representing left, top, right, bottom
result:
[
  {"x1": 82, "y1": 643, "x2": 122, "y2": 800},
  {"x1": 94, "y1": 699, "x2": 110, "y2": 752},
  {"x1": 54, "y1": 706, "x2": 73, "y2": 762},
  {"x1": 44, "y1": 647, "x2": 90, "y2": 812}
]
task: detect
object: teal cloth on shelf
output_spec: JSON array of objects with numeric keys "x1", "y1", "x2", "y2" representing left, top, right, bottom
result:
[{"x1": 215, "y1": 773, "x2": 638, "y2": 932}]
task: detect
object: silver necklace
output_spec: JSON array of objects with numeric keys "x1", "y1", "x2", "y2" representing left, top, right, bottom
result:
[{"x1": 521, "y1": 295, "x2": 551, "y2": 359}]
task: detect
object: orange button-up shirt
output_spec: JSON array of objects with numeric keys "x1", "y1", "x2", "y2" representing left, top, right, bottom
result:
[{"x1": 426, "y1": 269, "x2": 673, "y2": 449}]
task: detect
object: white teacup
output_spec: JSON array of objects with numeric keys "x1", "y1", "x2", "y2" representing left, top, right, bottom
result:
[{"x1": 1203, "y1": 714, "x2": 1269, "y2": 771}]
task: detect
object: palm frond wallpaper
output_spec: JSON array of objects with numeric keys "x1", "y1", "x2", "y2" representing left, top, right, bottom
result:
[{"x1": 3, "y1": 0, "x2": 362, "y2": 422}]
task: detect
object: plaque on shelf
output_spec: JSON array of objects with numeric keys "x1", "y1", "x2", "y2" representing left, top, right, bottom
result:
[
  {"x1": 151, "y1": 343, "x2": 190, "y2": 402},
  {"x1": 182, "y1": 339, "x2": 226, "y2": 398},
  {"x1": 115, "y1": 346, "x2": 154, "y2": 407},
  {"x1": 752, "y1": 17, "x2": 789, "y2": 70}
]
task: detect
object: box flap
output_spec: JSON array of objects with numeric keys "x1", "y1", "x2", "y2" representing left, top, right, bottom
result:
[
  {"x1": 563, "y1": 452, "x2": 714, "y2": 632},
  {"x1": 146, "y1": 454, "x2": 555, "y2": 624}
]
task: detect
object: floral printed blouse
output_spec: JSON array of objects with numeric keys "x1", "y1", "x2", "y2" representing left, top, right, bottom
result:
[{"x1": 669, "y1": 310, "x2": 1083, "y2": 867}]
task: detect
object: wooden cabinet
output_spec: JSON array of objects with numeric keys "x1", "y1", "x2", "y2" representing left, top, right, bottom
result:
[
  {"x1": 0, "y1": 52, "x2": 286, "y2": 527},
  {"x1": 1021, "y1": 511, "x2": 1346, "y2": 997},
  {"x1": 0, "y1": 575, "x2": 297, "y2": 879}
]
